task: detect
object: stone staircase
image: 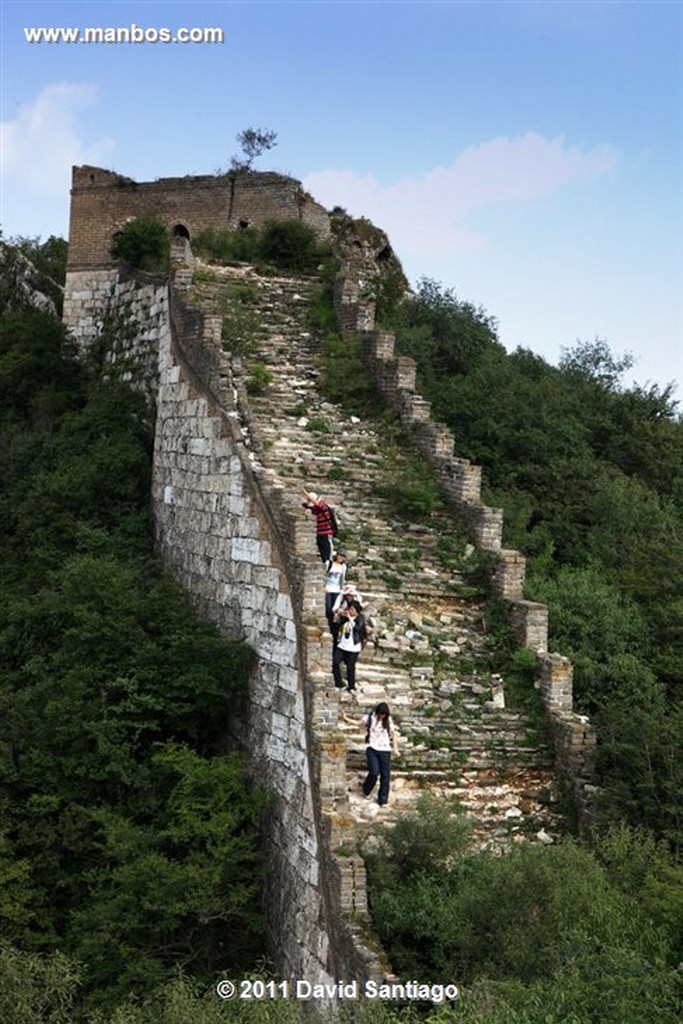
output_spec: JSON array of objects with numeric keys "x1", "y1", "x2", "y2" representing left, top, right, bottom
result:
[{"x1": 190, "y1": 261, "x2": 562, "y2": 850}]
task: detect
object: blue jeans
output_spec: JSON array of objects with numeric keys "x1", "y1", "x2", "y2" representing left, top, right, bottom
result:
[{"x1": 363, "y1": 747, "x2": 391, "y2": 805}]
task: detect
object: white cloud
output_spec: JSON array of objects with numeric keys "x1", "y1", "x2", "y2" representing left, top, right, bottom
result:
[
  {"x1": 304, "y1": 132, "x2": 619, "y2": 258},
  {"x1": 1, "y1": 82, "x2": 114, "y2": 235}
]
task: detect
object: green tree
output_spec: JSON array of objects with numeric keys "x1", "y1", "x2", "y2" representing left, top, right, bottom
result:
[
  {"x1": 364, "y1": 801, "x2": 680, "y2": 1023},
  {"x1": 67, "y1": 745, "x2": 264, "y2": 1005},
  {"x1": 390, "y1": 278, "x2": 501, "y2": 380},
  {"x1": 525, "y1": 565, "x2": 653, "y2": 710},
  {"x1": 230, "y1": 127, "x2": 278, "y2": 172},
  {"x1": 259, "y1": 219, "x2": 330, "y2": 273},
  {"x1": 0, "y1": 297, "x2": 262, "y2": 1008},
  {"x1": 0, "y1": 946, "x2": 81, "y2": 1024}
]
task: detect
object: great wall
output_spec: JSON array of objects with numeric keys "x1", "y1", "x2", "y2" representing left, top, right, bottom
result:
[{"x1": 63, "y1": 165, "x2": 596, "y2": 986}]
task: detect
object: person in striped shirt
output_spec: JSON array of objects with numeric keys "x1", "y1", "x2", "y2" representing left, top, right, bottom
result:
[{"x1": 301, "y1": 487, "x2": 335, "y2": 563}]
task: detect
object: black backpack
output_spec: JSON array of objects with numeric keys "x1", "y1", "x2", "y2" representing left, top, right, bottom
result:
[{"x1": 328, "y1": 506, "x2": 339, "y2": 536}]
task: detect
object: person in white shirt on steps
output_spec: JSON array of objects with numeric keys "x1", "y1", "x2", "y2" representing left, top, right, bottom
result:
[
  {"x1": 361, "y1": 702, "x2": 400, "y2": 806},
  {"x1": 324, "y1": 552, "x2": 347, "y2": 637}
]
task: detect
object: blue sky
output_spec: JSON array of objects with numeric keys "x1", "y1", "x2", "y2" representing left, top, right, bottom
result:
[{"x1": 1, "y1": 1, "x2": 681, "y2": 393}]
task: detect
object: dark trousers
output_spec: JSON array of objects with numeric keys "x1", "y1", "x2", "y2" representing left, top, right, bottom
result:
[
  {"x1": 363, "y1": 747, "x2": 392, "y2": 805},
  {"x1": 333, "y1": 646, "x2": 359, "y2": 690},
  {"x1": 325, "y1": 592, "x2": 340, "y2": 637},
  {"x1": 316, "y1": 534, "x2": 334, "y2": 564}
]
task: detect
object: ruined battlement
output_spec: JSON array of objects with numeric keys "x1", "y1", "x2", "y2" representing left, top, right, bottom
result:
[{"x1": 67, "y1": 165, "x2": 331, "y2": 271}]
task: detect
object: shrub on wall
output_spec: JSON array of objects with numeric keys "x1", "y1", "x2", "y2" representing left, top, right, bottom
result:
[
  {"x1": 111, "y1": 217, "x2": 170, "y2": 273},
  {"x1": 193, "y1": 226, "x2": 261, "y2": 265},
  {"x1": 193, "y1": 221, "x2": 332, "y2": 276},
  {"x1": 259, "y1": 220, "x2": 330, "y2": 273}
]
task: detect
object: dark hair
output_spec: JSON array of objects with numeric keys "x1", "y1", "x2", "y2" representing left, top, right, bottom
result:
[{"x1": 374, "y1": 702, "x2": 391, "y2": 732}]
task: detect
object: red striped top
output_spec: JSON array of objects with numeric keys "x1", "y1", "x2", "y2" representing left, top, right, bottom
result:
[{"x1": 310, "y1": 501, "x2": 334, "y2": 537}]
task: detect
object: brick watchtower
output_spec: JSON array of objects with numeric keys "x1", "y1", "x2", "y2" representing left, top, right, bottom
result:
[{"x1": 66, "y1": 165, "x2": 330, "y2": 271}]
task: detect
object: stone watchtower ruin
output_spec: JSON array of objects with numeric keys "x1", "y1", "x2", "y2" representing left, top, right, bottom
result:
[
  {"x1": 66, "y1": 164, "x2": 331, "y2": 271},
  {"x1": 63, "y1": 164, "x2": 596, "y2": 989}
]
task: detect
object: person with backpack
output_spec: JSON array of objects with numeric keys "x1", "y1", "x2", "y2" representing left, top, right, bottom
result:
[
  {"x1": 324, "y1": 552, "x2": 348, "y2": 636},
  {"x1": 332, "y1": 600, "x2": 368, "y2": 692},
  {"x1": 301, "y1": 487, "x2": 337, "y2": 564},
  {"x1": 361, "y1": 702, "x2": 400, "y2": 807}
]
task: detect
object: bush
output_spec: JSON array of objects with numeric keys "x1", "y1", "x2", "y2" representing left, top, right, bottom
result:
[
  {"x1": 377, "y1": 458, "x2": 444, "y2": 519},
  {"x1": 193, "y1": 221, "x2": 332, "y2": 276},
  {"x1": 320, "y1": 330, "x2": 379, "y2": 417},
  {"x1": 363, "y1": 799, "x2": 680, "y2": 1022},
  {"x1": 245, "y1": 363, "x2": 273, "y2": 394},
  {"x1": 111, "y1": 217, "x2": 170, "y2": 273},
  {"x1": 259, "y1": 219, "x2": 331, "y2": 274},
  {"x1": 193, "y1": 227, "x2": 260, "y2": 265}
]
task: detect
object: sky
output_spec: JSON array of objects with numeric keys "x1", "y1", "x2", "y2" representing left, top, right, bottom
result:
[{"x1": 1, "y1": 0, "x2": 681, "y2": 394}]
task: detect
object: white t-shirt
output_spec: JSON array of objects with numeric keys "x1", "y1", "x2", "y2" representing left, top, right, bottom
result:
[
  {"x1": 365, "y1": 713, "x2": 394, "y2": 752},
  {"x1": 325, "y1": 561, "x2": 347, "y2": 593},
  {"x1": 337, "y1": 615, "x2": 364, "y2": 653}
]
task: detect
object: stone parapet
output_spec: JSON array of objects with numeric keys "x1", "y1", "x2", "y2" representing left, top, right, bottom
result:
[
  {"x1": 539, "y1": 653, "x2": 573, "y2": 713},
  {"x1": 509, "y1": 601, "x2": 549, "y2": 654},
  {"x1": 495, "y1": 549, "x2": 526, "y2": 601},
  {"x1": 548, "y1": 710, "x2": 597, "y2": 821}
]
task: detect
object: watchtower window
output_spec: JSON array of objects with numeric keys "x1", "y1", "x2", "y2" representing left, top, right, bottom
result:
[
  {"x1": 238, "y1": 219, "x2": 251, "y2": 231},
  {"x1": 173, "y1": 224, "x2": 190, "y2": 240}
]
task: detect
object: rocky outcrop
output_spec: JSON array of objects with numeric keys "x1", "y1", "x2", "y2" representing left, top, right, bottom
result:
[{"x1": 0, "y1": 242, "x2": 62, "y2": 316}]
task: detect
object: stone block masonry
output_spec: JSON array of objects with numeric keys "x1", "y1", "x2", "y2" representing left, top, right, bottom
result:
[
  {"x1": 153, "y1": 285, "x2": 336, "y2": 984},
  {"x1": 63, "y1": 267, "x2": 168, "y2": 406},
  {"x1": 63, "y1": 247, "x2": 377, "y2": 987}
]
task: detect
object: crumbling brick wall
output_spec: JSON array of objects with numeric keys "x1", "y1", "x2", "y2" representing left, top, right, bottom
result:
[{"x1": 67, "y1": 165, "x2": 330, "y2": 271}]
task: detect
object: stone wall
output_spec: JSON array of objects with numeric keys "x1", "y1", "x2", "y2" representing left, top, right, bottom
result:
[
  {"x1": 67, "y1": 165, "x2": 331, "y2": 271},
  {"x1": 62, "y1": 252, "x2": 381, "y2": 987},
  {"x1": 333, "y1": 274, "x2": 596, "y2": 814},
  {"x1": 63, "y1": 266, "x2": 168, "y2": 405},
  {"x1": 154, "y1": 284, "x2": 333, "y2": 982}
]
